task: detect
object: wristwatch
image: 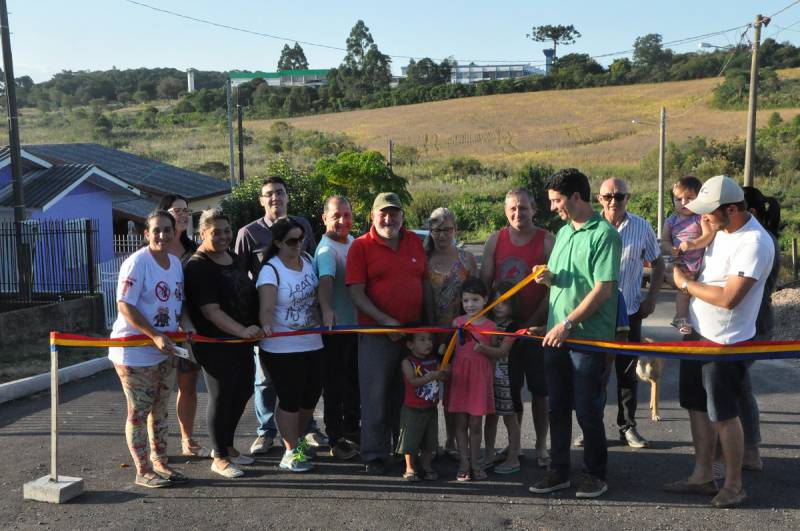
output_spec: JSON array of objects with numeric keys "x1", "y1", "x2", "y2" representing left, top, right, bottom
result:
[
  {"x1": 680, "y1": 280, "x2": 689, "y2": 294},
  {"x1": 561, "y1": 318, "x2": 573, "y2": 331}
]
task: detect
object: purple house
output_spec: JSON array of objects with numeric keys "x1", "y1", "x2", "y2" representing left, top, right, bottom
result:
[{"x1": 0, "y1": 148, "x2": 143, "y2": 263}]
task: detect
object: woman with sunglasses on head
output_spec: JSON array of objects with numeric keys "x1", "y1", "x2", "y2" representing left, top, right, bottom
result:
[
  {"x1": 257, "y1": 217, "x2": 324, "y2": 473},
  {"x1": 423, "y1": 207, "x2": 477, "y2": 458},
  {"x1": 184, "y1": 209, "x2": 263, "y2": 478},
  {"x1": 110, "y1": 210, "x2": 188, "y2": 488},
  {"x1": 156, "y1": 194, "x2": 207, "y2": 459}
]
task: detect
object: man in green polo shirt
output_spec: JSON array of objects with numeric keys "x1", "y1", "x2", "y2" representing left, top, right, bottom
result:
[{"x1": 528, "y1": 168, "x2": 621, "y2": 499}]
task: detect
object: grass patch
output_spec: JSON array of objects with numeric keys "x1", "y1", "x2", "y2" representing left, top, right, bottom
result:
[{"x1": 0, "y1": 340, "x2": 107, "y2": 384}]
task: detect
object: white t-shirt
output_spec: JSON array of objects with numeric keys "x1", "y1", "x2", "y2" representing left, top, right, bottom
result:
[
  {"x1": 689, "y1": 216, "x2": 774, "y2": 344},
  {"x1": 256, "y1": 255, "x2": 323, "y2": 353},
  {"x1": 109, "y1": 247, "x2": 184, "y2": 366}
]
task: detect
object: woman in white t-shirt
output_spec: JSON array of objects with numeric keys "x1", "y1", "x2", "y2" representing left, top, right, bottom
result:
[
  {"x1": 257, "y1": 217, "x2": 324, "y2": 473},
  {"x1": 109, "y1": 210, "x2": 188, "y2": 489}
]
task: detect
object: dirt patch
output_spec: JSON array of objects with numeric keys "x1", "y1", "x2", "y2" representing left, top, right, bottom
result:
[{"x1": 772, "y1": 288, "x2": 800, "y2": 342}]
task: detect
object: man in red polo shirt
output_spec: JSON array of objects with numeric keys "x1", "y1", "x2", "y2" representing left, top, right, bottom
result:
[{"x1": 346, "y1": 192, "x2": 432, "y2": 474}]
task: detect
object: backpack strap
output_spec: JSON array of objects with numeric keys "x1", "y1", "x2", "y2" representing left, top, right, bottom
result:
[{"x1": 265, "y1": 261, "x2": 280, "y2": 286}]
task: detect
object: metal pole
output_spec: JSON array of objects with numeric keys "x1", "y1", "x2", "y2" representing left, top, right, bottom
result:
[
  {"x1": 657, "y1": 107, "x2": 666, "y2": 239},
  {"x1": 744, "y1": 15, "x2": 767, "y2": 187},
  {"x1": 50, "y1": 334, "x2": 59, "y2": 482},
  {"x1": 237, "y1": 88, "x2": 245, "y2": 184},
  {"x1": 226, "y1": 79, "x2": 236, "y2": 187}
]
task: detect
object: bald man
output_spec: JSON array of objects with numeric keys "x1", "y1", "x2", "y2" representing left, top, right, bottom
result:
[{"x1": 597, "y1": 178, "x2": 665, "y2": 448}]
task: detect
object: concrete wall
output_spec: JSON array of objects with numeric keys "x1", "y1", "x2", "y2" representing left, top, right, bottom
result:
[{"x1": 0, "y1": 296, "x2": 105, "y2": 347}]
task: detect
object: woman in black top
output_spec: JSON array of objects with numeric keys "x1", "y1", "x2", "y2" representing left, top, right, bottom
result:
[
  {"x1": 156, "y1": 194, "x2": 204, "y2": 457},
  {"x1": 184, "y1": 208, "x2": 263, "y2": 478}
]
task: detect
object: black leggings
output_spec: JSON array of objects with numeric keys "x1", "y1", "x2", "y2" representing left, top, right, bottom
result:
[
  {"x1": 194, "y1": 344, "x2": 255, "y2": 458},
  {"x1": 260, "y1": 348, "x2": 325, "y2": 413}
]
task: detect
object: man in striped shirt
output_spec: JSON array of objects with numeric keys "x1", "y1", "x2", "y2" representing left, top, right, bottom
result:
[{"x1": 598, "y1": 178, "x2": 665, "y2": 448}]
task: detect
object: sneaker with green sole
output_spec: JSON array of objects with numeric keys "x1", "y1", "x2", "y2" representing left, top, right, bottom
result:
[{"x1": 279, "y1": 449, "x2": 314, "y2": 472}]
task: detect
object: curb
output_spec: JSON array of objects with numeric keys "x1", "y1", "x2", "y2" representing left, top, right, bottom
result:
[{"x1": 0, "y1": 357, "x2": 112, "y2": 405}]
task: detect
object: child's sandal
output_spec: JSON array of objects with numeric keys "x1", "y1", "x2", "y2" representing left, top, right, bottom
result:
[
  {"x1": 456, "y1": 469, "x2": 471, "y2": 482},
  {"x1": 402, "y1": 471, "x2": 420, "y2": 482}
]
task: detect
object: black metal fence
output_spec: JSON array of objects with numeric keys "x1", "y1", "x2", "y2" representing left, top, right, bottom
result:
[{"x1": 0, "y1": 219, "x2": 100, "y2": 310}]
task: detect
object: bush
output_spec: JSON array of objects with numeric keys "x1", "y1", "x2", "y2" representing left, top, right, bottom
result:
[{"x1": 512, "y1": 161, "x2": 561, "y2": 233}]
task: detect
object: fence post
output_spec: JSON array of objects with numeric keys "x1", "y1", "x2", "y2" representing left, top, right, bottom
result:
[
  {"x1": 85, "y1": 220, "x2": 96, "y2": 294},
  {"x1": 793, "y1": 238, "x2": 798, "y2": 281}
]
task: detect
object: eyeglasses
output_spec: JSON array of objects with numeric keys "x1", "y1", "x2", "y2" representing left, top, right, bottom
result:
[
  {"x1": 169, "y1": 207, "x2": 192, "y2": 215},
  {"x1": 599, "y1": 193, "x2": 628, "y2": 203},
  {"x1": 431, "y1": 227, "x2": 455, "y2": 235},
  {"x1": 261, "y1": 190, "x2": 287, "y2": 198},
  {"x1": 283, "y1": 236, "x2": 305, "y2": 247}
]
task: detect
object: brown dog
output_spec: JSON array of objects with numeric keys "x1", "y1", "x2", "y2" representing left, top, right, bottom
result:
[{"x1": 636, "y1": 338, "x2": 666, "y2": 421}]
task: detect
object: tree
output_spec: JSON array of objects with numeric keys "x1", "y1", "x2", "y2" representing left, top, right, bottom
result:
[
  {"x1": 277, "y1": 42, "x2": 309, "y2": 71},
  {"x1": 337, "y1": 20, "x2": 392, "y2": 101},
  {"x1": 527, "y1": 24, "x2": 581, "y2": 61},
  {"x1": 633, "y1": 33, "x2": 671, "y2": 66},
  {"x1": 405, "y1": 57, "x2": 454, "y2": 85},
  {"x1": 156, "y1": 77, "x2": 184, "y2": 99}
]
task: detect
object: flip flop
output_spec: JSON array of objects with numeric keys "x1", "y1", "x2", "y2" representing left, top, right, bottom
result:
[
  {"x1": 456, "y1": 470, "x2": 471, "y2": 482},
  {"x1": 494, "y1": 462, "x2": 521, "y2": 475}
]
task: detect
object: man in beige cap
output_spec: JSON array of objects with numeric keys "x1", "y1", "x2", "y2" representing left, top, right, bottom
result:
[
  {"x1": 346, "y1": 192, "x2": 433, "y2": 474},
  {"x1": 663, "y1": 175, "x2": 774, "y2": 508}
]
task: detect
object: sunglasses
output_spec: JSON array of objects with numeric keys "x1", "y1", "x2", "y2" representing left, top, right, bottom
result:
[
  {"x1": 599, "y1": 193, "x2": 628, "y2": 202},
  {"x1": 283, "y1": 236, "x2": 305, "y2": 247}
]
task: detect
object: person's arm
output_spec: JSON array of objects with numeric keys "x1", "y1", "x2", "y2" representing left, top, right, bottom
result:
[
  {"x1": 660, "y1": 221, "x2": 675, "y2": 256},
  {"x1": 423, "y1": 276, "x2": 435, "y2": 325},
  {"x1": 542, "y1": 280, "x2": 617, "y2": 348},
  {"x1": 523, "y1": 230, "x2": 555, "y2": 327},
  {"x1": 640, "y1": 256, "x2": 664, "y2": 317},
  {"x1": 474, "y1": 336, "x2": 512, "y2": 359},
  {"x1": 318, "y1": 275, "x2": 336, "y2": 329},
  {"x1": 199, "y1": 303, "x2": 263, "y2": 339},
  {"x1": 258, "y1": 284, "x2": 278, "y2": 336},
  {"x1": 680, "y1": 218, "x2": 716, "y2": 252},
  {"x1": 479, "y1": 231, "x2": 498, "y2": 292},
  {"x1": 117, "y1": 301, "x2": 177, "y2": 355},
  {"x1": 401, "y1": 358, "x2": 440, "y2": 388},
  {"x1": 673, "y1": 267, "x2": 756, "y2": 310}
]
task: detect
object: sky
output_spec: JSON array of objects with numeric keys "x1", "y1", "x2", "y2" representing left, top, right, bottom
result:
[{"x1": 9, "y1": 0, "x2": 800, "y2": 82}]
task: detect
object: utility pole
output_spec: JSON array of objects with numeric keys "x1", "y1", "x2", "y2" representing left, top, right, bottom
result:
[
  {"x1": 387, "y1": 139, "x2": 393, "y2": 168},
  {"x1": 1, "y1": 0, "x2": 31, "y2": 300},
  {"x1": 657, "y1": 107, "x2": 666, "y2": 239},
  {"x1": 225, "y1": 78, "x2": 235, "y2": 187},
  {"x1": 236, "y1": 88, "x2": 245, "y2": 184},
  {"x1": 743, "y1": 14, "x2": 770, "y2": 187}
]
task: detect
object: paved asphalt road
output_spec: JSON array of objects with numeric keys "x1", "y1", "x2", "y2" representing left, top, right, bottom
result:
[{"x1": 1, "y1": 291, "x2": 799, "y2": 530}]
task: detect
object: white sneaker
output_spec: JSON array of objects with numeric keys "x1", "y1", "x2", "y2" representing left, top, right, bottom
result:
[
  {"x1": 249, "y1": 435, "x2": 273, "y2": 455},
  {"x1": 305, "y1": 429, "x2": 328, "y2": 447},
  {"x1": 211, "y1": 461, "x2": 244, "y2": 478},
  {"x1": 279, "y1": 449, "x2": 314, "y2": 472}
]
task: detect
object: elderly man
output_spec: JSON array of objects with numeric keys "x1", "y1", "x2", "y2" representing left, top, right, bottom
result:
[
  {"x1": 664, "y1": 176, "x2": 774, "y2": 509},
  {"x1": 346, "y1": 192, "x2": 432, "y2": 474},
  {"x1": 315, "y1": 195, "x2": 360, "y2": 461},
  {"x1": 597, "y1": 178, "x2": 664, "y2": 448},
  {"x1": 234, "y1": 176, "x2": 323, "y2": 455},
  {"x1": 481, "y1": 187, "x2": 554, "y2": 465},
  {"x1": 528, "y1": 168, "x2": 621, "y2": 499}
]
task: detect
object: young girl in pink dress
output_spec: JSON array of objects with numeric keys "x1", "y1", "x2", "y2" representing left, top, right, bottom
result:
[{"x1": 445, "y1": 277, "x2": 510, "y2": 481}]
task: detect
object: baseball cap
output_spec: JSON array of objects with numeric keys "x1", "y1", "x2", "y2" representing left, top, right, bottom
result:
[
  {"x1": 372, "y1": 192, "x2": 403, "y2": 211},
  {"x1": 685, "y1": 175, "x2": 744, "y2": 215}
]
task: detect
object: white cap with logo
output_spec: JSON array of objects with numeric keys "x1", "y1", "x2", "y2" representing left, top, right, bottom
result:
[{"x1": 685, "y1": 175, "x2": 744, "y2": 215}]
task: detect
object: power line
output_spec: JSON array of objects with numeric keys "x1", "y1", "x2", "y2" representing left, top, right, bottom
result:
[{"x1": 769, "y1": 0, "x2": 800, "y2": 19}]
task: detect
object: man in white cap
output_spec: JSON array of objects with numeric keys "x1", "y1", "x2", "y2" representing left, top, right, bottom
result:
[{"x1": 663, "y1": 175, "x2": 774, "y2": 509}]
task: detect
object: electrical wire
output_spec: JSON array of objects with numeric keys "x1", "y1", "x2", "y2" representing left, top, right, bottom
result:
[{"x1": 769, "y1": 0, "x2": 800, "y2": 19}]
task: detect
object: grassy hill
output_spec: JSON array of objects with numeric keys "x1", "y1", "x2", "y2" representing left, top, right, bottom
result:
[{"x1": 247, "y1": 69, "x2": 800, "y2": 171}]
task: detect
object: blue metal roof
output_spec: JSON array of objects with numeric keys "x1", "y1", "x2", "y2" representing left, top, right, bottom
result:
[
  {"x1": 18, "y1": 143, "x2": 230, "y2": 200},
  {"x1": 0, "y1": 164, "x2": 96, "y2": 208}
]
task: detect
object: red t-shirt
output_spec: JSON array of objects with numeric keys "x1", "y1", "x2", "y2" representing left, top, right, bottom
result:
[{"x1": 345, "y1": 226, "x2": 427, "y2": 325}]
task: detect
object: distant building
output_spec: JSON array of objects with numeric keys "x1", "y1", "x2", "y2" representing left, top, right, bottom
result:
[
  {"x1": 400, "y1": 63, "x2": 545, "y2": 85},
  {"x1": 229, "y1": 69, "x2": 330, "y2": 88}
]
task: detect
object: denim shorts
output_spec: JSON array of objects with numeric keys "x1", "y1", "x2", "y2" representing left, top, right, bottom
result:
[{"x1": 678, "y1": 333, "x2": 753, "y2": 422}]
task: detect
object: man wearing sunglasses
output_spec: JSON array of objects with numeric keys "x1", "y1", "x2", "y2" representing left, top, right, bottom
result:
[
  {"x1": 597, "y1": 179, "x2": 665, "y2": 449},
  {"x1": 235, "y1": 176, "x2": 321, "y2": 456}
]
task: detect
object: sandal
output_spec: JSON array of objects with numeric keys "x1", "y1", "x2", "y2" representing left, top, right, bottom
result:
[
  {"x1": 471, "y1": 468, "x2": 488, "y2": 481},
  {"x1": 422, "y1": 469, "x2": 439, "y2": 481},
  {"x1": 456, "y1": 469, "x2": 471, "y2": 482},
  {"x1": 182, "y1": 439, "x2": 211, "y2": 458},
  {"x1": 402, "y1": 471, "x2": 420, "y2": 482},
  {"x1": 671, "y1": 318, "x2": 693, "y2": 335},
  {"x1": 494, "y1": 462, "x2": 521, "y2": 475}
]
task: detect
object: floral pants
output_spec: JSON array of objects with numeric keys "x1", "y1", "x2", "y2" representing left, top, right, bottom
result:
[{"x1": 113, "y1": 359, "x2": 176, "y2": 474}]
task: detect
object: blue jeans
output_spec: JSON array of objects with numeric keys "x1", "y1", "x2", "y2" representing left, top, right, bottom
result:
[
  {"x1": 545, "y1": 346, "x2": 608, "y2": 480},
  {"x1": 254, "y1": 349, "x2": 319, "y2": 437}
]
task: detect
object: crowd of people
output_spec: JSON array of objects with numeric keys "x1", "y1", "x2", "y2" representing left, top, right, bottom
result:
[{"x1": 107, "y1": 167, "x2": 781, "y2": 509}]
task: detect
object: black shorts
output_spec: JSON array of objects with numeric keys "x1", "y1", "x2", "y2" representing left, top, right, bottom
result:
[
  {"x1": 260, "y1": 348, "x2": 324, "y2": 413},
  {"x1": 678, "y1": 333, "x2": 752, "y2": 422},
  {"x1": 508, "y1": 339, "x2": 548, "y2": 412}
]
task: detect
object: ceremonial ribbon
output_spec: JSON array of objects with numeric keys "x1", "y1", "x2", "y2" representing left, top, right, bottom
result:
[{"x1": 437, "y1": 264, "x2": 547, "y2": 370}]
